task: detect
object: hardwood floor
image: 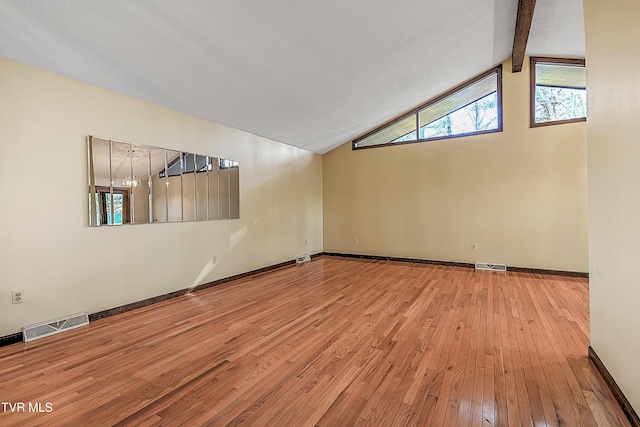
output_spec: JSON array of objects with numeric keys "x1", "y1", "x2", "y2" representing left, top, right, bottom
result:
[{"x1": 0, "y1": 256, "x2": 630, "y2": 426}]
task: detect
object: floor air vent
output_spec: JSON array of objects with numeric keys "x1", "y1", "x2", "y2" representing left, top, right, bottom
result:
[
  {"x1": 475, "y1": 262, "x2": 507, "y2": 272},
  {"x1": 22, "y1": 313, "x2": 89, "y2": 342},
  {"x1": 296, "y1": 254, "x2": 311, "y2": 264}
]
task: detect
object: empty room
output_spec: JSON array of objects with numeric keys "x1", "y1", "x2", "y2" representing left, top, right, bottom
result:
[{"x1": 0, "y1": 1, "x2": 638, "y2": 426}]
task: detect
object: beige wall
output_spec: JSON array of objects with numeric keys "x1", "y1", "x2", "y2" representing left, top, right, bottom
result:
[
  {"x1": 132, "y1": 180, "x2": 150, "y2": 224},
  {"x1": 323, "y1": 58, "x2": 588, "y2": 272},
  {"x1": 585, "y1": 0, "x2": 640, "y2": 411},
  {"x1": 0, "y1": 57, "x2": 323, "y2": 337}
]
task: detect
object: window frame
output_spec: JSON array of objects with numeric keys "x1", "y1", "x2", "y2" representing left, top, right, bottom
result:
[
  {"x1": 95, "y1": 186, "x2": 131, "y2": 225},
  {"x1": 352, "y1": 65, "x2": 503, "y2": 150},
  {"x1": 530, "y1": 56, "x2": 586, "y2": 128}
]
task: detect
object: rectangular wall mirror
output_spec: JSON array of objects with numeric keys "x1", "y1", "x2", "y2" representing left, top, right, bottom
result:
[{"x1": 88, "y1": 136, "x2": 239, "y2": 226}]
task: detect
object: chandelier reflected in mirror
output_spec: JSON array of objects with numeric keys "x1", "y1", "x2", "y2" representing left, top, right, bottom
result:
[{"x1": 122, "y1": 175, "x2": 141, "y2": 187}]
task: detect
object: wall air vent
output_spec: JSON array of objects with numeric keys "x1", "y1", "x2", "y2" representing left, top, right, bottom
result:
[
  {"x1": 22, "y1": 313, "x2": 89, "y2": 342},
  {"x1": 296, "y1": 254, "x2": 311, "y2": 264},
  {"x1": 475, "y1": 262, "x2": 507, "y2": 272}
]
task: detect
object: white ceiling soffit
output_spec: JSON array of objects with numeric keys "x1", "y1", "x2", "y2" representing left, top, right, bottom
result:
[
  {"x1": 526, "y1": 0, "x2": 585, "y2": 58},
  {"x1": 0, "y1": 1, "x2": 579, "y2": 154}
]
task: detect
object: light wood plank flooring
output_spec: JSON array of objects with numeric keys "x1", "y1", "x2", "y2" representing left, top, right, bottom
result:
[{"x1": 0, "y1": 256, "x2": 630, "y2": 426}]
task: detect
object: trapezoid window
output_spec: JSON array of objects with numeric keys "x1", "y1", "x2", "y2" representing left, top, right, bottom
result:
[
  {"x1": 530, "y1": 57, "x2": 586, "y2": 127},
  {"x1": 353, "y1": 66, "x2": 502, "y2": 150}
]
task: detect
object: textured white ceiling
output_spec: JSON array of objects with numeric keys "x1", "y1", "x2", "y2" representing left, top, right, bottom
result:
[
  {"x1": 527, "y1": 0, "x2": 585, "y2": 58},
  {"x1": 0, "y1": 1, "x2": 584, "y2": 154}
]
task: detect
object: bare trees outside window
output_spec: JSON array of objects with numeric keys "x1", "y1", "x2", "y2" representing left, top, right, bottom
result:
[{"x1": 531, "y1": 57, "x2": 586, "y2": 127}]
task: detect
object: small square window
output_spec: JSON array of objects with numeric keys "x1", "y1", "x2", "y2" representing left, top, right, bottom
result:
[{"x1": 531, "y1": 57, "x2": 586, "y2": 127}]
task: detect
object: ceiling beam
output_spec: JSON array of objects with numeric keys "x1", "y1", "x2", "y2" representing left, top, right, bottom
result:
[{"x1": 512, "y1": 0, "x2": 537, "y2": 73}]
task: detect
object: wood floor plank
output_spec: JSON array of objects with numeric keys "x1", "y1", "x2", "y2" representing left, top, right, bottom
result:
[{"x1": 0, "y1": 256, "x2": 631, "y2": 427}]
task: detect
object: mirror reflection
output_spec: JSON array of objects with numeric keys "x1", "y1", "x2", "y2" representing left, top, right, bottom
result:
[{"x1": 88, "y1": 136, "x2": 239, "y2": 226}]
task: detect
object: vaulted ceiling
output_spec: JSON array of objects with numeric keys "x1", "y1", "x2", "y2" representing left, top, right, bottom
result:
[{"x1": 0, "y1": 0, "x2": 584, "y2": 154}]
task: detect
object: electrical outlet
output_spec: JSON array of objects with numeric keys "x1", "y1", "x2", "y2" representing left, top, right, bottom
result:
[
  {"x1": 12, "y1": 290, "x2": 24, "y2": 304},
  {"x1": 305, "y1": 240, "x2": 308, "y2": 246},
  {"x1": 471, "y1": 243, "x2": 478, "y2": 251},
  {"x1": 212, "y1": 256, "x2": 217, "y2": 265},
  {"x1": 353, "y1": 237, "x2": 358, "y2": 244}
]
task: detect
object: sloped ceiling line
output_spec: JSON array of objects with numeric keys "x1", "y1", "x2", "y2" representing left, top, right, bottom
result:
[{"x1": 0, "y1": 1, "x2": 584, "y2": 154}]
